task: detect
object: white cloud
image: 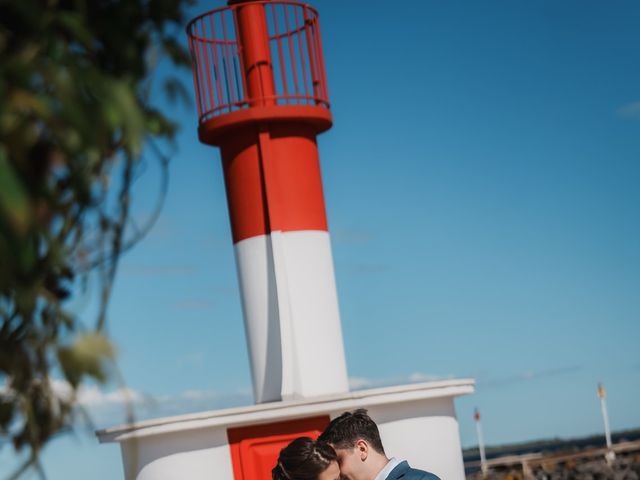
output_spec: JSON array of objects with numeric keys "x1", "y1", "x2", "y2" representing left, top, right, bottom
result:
[
  {"x1": 176, "y1": 351, "x2": 207, "y2": 368},
  {"x1": 349, "y1": 377, "x2": 373, "y2": 389},
  {"x1": 408, "y1": 371, "x2": 453, "y2": 382},
  {"x1": 0, "y1": 379, "x2": 253, "y2": 430},
  {"x1": 51, "y1": 378, "x2": 74, "y2": 400},
  {"x1": 180, "y1": 389, "x2": 217, "y2": 401},
  {"x1": 82, "y1": 386, "x2": 251, "y2": 428},
  {"x1": 349, "y1": 372, "x2": 453, "y2": 391},
  {"x1": 45, "y1": 379, "x2": 144, "y2": 407},
  {"x1": 478, "y1": 365, "x2": 582, "y2": 388},
  {"x1": 617, "y1": 101, "x2": 640, "y2": 119},
  {"x1": 78, "y1": 385, "x2": 143, "y2": 406}
]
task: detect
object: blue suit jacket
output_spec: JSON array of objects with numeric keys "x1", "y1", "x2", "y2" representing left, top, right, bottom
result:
[{"x1": 386, "y1": 461, "x2": 441, "y2": 480}]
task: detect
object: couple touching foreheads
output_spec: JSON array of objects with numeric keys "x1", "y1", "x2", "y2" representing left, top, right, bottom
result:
[{"x1": 272, "y1": 409, "x2": 440, "y2": 480}]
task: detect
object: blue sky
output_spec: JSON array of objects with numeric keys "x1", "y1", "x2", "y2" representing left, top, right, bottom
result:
[{"x1": 2, "y1": 0, "x2": 640, "y2": 478}]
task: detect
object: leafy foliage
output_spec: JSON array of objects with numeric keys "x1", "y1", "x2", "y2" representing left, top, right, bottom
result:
[{"x1": 0, "y1": 0, "x2": 193, "y2": 473}]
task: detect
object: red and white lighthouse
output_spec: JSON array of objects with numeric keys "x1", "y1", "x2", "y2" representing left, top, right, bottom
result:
[
  {"x1": 97, "y1": 2, "x2": 474, "y2": 479},
  {"x1": 188, "y1": 0, "x2": 348, "y2": 403}
]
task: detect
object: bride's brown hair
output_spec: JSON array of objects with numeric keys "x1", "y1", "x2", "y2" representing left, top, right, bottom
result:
[{"x1": 272, "y1": 437, "x2": 337, "y2": 480}]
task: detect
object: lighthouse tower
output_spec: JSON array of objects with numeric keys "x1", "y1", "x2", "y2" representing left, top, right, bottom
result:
[
  {"x1": 97, "y1": 2, "x2": 474, "y2": 479},
  {"x1": 189, "y1": 0, "x2": 347, "y2": 404}
]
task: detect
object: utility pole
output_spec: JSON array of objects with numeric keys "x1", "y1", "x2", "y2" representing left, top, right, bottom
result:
[
  {"x1": 598, "y1": 382, "x2": 616, "y2": 465},
  {"x1": 474, "y1": 408, "x2": 488, "y2": 477}
]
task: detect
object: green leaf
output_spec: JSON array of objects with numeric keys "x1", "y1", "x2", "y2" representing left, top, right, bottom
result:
[
  {"x1": 106, "y1": 81, "x2": 145, "y2": 156},
  {"x1": 56, "y1": 12, "x2": 94, "y2": 49},
  {"x1": 0, "y1": 146, "x2": 31, "y2": 235},
  {"x1": 8, "y1": 89, "x2": 51, "y2": 118},
  {"x1": 0, "y1": 395, "x2": 16, "y2": 431},
  {"x1": 57, "y1": 333, "x2": 116, "y2": 387}
]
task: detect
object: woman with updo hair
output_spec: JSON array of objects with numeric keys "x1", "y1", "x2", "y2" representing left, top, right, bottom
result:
[{"x1": 272, "y1": 437, "x2": 340, "y2": 480}]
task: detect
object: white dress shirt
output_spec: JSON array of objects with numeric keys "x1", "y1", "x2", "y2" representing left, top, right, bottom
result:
[{"x1": 374, "y1": 457, "x2": 402, "y2": 480}]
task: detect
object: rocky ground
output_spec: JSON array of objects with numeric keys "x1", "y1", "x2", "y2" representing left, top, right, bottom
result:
[{"x1": 467, "y1": 451, "x2": 640, "y2": 480}]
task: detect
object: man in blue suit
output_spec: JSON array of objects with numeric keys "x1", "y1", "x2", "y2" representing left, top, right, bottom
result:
[{"x1": 318, "y1": 409, "x2": 440, "y2": 480}]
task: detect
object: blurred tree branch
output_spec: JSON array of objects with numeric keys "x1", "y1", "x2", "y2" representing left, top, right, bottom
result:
[{"x1": 0, "y1": 0, "x2": 194, "y2": 475}]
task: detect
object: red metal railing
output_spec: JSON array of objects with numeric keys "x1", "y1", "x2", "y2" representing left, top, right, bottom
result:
[{"x1": 186, "y1": 1, "x2": 330, "y2": 124}]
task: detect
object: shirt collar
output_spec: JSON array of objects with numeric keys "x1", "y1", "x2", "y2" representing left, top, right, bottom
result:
[{"x1": 374, "y1": 457, "x2": 402, "y2": 480}]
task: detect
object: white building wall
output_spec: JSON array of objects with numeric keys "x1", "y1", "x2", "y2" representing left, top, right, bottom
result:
[
  {"x1": 101, "y1": 381, "x2": 475, "y2": 480},
  {"x1": 116, "y1": 401, "x2": 466, "y2": 480},
  {"x1": 120, "y1": 427, "x2": 233, "y2": 480},
  {"x1": 366, "y1": 398, "x2": 466, "y2": 480}
]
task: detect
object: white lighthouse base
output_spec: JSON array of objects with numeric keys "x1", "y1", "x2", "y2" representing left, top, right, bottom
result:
[{"x1": 96, "y1": 379, "x2": 474, "y2": 480}]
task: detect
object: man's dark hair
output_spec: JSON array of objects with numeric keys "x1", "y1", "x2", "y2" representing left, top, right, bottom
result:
[{"x1": 318, "y1": 409, "x2": 385, "y2": 454}]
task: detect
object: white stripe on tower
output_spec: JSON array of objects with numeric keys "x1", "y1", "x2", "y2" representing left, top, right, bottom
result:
[{"x1": 235, "y1": 231, "x2": 347, "y2": 402}]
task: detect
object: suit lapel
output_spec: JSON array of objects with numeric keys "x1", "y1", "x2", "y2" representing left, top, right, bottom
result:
[{"x1": 386, "y1": 460, "x2": 410, "y2": 479}]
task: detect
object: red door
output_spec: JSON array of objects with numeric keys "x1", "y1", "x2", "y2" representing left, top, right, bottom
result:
[{"x1": 228, "y1": 416, "x2": 330, "y2": 480}]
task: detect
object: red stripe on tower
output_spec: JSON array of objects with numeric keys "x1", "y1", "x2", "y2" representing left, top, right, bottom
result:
[{"x1": 221, "y1": 125, "x2": 329, "y2": 243}]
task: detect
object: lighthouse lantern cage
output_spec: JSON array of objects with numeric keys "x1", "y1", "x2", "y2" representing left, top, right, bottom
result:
[{"x1": 187, "y1": 1, "x2": 330, "y2": 124}]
